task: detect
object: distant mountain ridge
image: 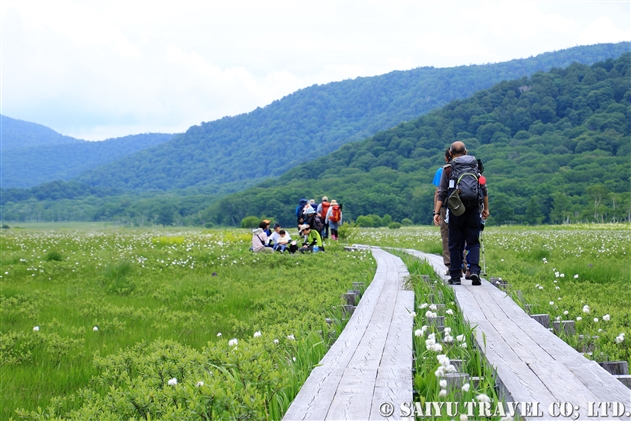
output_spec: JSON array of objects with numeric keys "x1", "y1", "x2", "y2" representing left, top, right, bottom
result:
[
  {"x1": 1, "y1": 115, "x2": 176, "y2": 188},
  {"x1": 75, "y1": 42, "x2": 631, "y2": 191},
  {"x1": 1, "y1": 115, "x2": 82, "y2": 150}
]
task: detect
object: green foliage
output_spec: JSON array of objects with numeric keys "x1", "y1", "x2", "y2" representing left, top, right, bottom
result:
[
  {"x1": 241, "y1": 216, "x2": 260, "y2": 228},
  {"x1": 44, "y1": 250, "x2": 63, "y2": 262},
  {"x1": 388, "y1": 222, "x2": 402, "y2": 229},
  {"x1": 0, "y1": 228, "x2": 375, "y2": 419},
  {"x1": 401, "y1": 218, "x2": 414, "y2": 226},
  {"x1": 206, "y1": 53, "x2": 631, "y2": 227},
  {"x1": 61, "y1": 43, "x2": 630, "y2": 192}
]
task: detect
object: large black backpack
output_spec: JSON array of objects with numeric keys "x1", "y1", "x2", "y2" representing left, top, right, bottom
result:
[{"x1": 449, "y1": 155, "x2": 482, "y2": 204}]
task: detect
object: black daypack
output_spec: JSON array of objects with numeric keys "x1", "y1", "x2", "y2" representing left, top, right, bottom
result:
[{"x1": 449, "y1": 155, "x2": 482, "y2": 204}]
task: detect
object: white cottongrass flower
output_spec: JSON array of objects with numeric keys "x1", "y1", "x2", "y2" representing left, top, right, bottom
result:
[
  {"x1": 460, "y1": 415, "x2": 469, "y2": 421},
  {"x1": 574, "y1": 274, "x2": 579, "y2": 279},
  {"x1": 439, "y1": 379, "x2": 447, "y2": 388},
  {"x1": 445, "y1": 364, "x2": 457, "y2": 373},
  {"x1": 598, "y1": 329, "x2": 603, "y2": 333},
  {"x1": 443, "y1": 335, "x2": 454, "y2": 343},
  {"x1": 425, "y1": 310, "x2": 436, "y2": 318},
  {"x1": 33, "y1": 326, "x2": 40, "y2": 332},
  {"x1": 414, "y1": 329, "x2": 423, "y2": 337},
  {"x1": 429, "y1": 304, "x2": 437, "y2": 311},
  {"x1": 444, "y1": 327, "x2": 451, "y2": 334},
  {"x1": 435, "y1": 366, "x2": 445, "y2": 377},
  {"x1": 216, "y1": 332, "x2": 222, "y2": 337},
  {"x1": 460, "y1": 342, "x2": 467, "y2": 349},
  {"x1": 287, "y1": 334, "x2": 295, "y2": 340},
  {"x1": 603, "y1": 314, "x2": 610, "y2": 321},
  {"x1": 615, "y1": 333, "x2": 625, "y2": 344},
  {"x1": 196, "y1": 381, "x2": 204, "y2": 387},
  {"x1": 429, "y1": 343, "x2": 443, "y2": 352},
  {"x1": 228, "y1": 338, "x2": 238, "y2": 347},
  {"x1": 273, "y1": 339, "x2": 279, "y2": 344},
  {"x1": 476, "y1": 393, "x2": 491, "y2": 403},
  {"x1": 535, "y1": 283, "x2": 540, "y2": 288},
  {"x1": 555, "y1": 272, "x2": 560, "y2": 277},
  {"x1": 456, "y1": 334, "x2": 465, "y2": 342},
  {"x1": 93, "y1": 326, "x2": 99, "y2": 331},
  {"x1": 409, "y1": 312, "x2": 417, "y2": 318},
  {"x1": 253, "y1": 331, "x2": 262, "y2": 338},
  {"x1": 582, "y1": 305, "x2": 590, "y2": 314},
  {"x1": 563, "y1": 310, "x2": 569, "y2": 315},
  {"x1": 438, "y1": 388, "x2": 447, "y2": 397},
  {"x1": 556, "y1": 286, "x2": 560, "y2": 290},
  {"x1": 576, "y1": 316, "x2": 582, "y2": 321},
  {"x1": 419, "y1": 303, "x2": 429, "y2": 309},
  {"x1": 538, "y1": 286, "x2": 544, "y2": 290},
  {"x1": 560, "y1": 274, "x2": 565, "y2": 278},
  {"x1": 446, "y1": 309, "x2": 454, "y2": 315},
  {"x1": 437, "y1": 354, "x2": 449, "y2": 365},
  {"x1": 462, "y1": 383, "x2": 470, "y2": 392},
  {"x1": 549, "y1": 301, "x2": 555, "y2": 305},
  {"x1": 593, "y1": 318, "x2": 599, "y2": 323},
  {"x1": 168, "y1": 378, "x2": 178, "y2": 386}
]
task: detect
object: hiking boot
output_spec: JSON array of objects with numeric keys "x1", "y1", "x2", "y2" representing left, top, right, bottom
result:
[
  {"x1": 448, "y1": 277, "x2": 461, "y2": 286},
  {"x1": 465, "y1": 270, "x2": 472, "y2": 280},
  {"x1": 471, "y1": 273, "x2": 481, "y2": 286}
]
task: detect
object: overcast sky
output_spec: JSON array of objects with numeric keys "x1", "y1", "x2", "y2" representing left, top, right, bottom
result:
[{"x1": 2, "y1": 1, "x2": 630, "y2": 140}]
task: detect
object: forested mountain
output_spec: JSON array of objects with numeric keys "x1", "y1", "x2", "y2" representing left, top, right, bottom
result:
[
  {"x1": 2, "y1": 132, "x2": 175, "y2": 188},
  {"x1": 204, "y1": 54, "x2": 631, "y2": 227},
  {"x1": 75, "y1": 42, "x2": 630, "y2": 191},
  {"x1": 1, "y1": 115, "x2": 81, "y2": 150}
]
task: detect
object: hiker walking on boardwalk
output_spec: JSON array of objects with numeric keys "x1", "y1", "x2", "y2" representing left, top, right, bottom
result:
[
  {"x1": 433, "y1": 149, "x2": 452, "y2": 274},
  {"x1": 433, "y1": 141, "x2": 489, "y2": 285}
]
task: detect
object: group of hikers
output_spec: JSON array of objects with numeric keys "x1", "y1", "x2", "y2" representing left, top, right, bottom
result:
[
  {"x1": 251, "y1": 196, "x2": 343, "y2": 254},
  {"x1": 249, "y1": 140, "x2": 490, "y2": 281}
]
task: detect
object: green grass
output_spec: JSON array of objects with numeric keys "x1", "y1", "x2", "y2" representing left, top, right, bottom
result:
[
  {"x1": 351, "y1": 225, "x2": 631, "y2": 366},
  {"x1": 1, "y1": 228, "x2": 375, "y2": 420}
]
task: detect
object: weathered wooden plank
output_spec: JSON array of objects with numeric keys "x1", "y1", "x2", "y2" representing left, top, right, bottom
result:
[{"x1": 284, "y1": 248, "x2": 414, "y2": 421}]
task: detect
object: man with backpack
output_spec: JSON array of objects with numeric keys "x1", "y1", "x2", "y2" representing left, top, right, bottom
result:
[
  {"x1": 317, "y1": 196, "x2": 331, "y2": 239},
  {"x1": 433, "y1": 141, "x2": 489, "y2": 286},
  {"x1": 325, "y1": 200, "x2": 342, "y2": 240}
]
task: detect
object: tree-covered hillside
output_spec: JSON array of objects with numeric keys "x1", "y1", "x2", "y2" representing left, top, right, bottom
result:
[
  {"x1": 205, "y1": 54, "x2": 631, "y2": 227},
  {"x1": 1, "y1": 115, "x2": 81, "y2": 150},
  {"x1": 75, "y1": 42, "x2": 630, "y2": 191},
  {"x1": 2, "y1": 132, "x2": 176, "y2": 188}
]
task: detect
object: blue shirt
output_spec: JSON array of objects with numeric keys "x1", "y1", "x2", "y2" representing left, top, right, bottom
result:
[{"x1": 432, "y1": 167, "x2": 443, "y2": 187}]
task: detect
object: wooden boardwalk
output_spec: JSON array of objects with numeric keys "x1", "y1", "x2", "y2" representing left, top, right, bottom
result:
[
  {"x1": 283, "y1": 248, "x2": 414, "y2": 421},
  {"x1": 405, "y1": 249, "x2": 631, "y2": 421}
]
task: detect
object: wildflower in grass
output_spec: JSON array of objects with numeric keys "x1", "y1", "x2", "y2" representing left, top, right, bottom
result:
[
  {"x1": 549, "y1": 301, "x2": 555, "y2": 306},
  {"x1": 576, "y1": 316, "x2": 582, "y2": 321},
  {"x1": 564, "y1": 310, "x2": 569, "y2": 315},
  {"x1": 33, "y1": 326, "x2": 40, "y2": 332},
  {"x1": 429, "y1": 304, "x2": 437, "y2": 311},
  {"x1": 287, "y1": 334, "x2": 295, "y2": 340},
  {"x1": 462, "y1": 383, "x2": 470, "y2": 392},
  {"x1": 582, "y1": 305, "x2": 590, "y2": 314},
  {"x1": 460, "y1": 415, "x2": 469, "y2": 421},
  {"x1": 560, "y1": 274, "x2": 565, "y2": 278},
  {"x1": 501, "y1": 259, "x2": 504, "y2": 262},
  {"x1": 456, "y1": 334, "x2": 465, "y2": 342},
  {"x1": 217, "y1": 332, "x2": 222, "y2": 337},
  {"x1": 460, "y1": 342, "x2": 467, "y2": 349},
  {"x1": 615, "y1": 333, "x2": 625, "y2": 344},
  {"x1": 196, "y1": 381, "x2": 204, "y2": 387},
  {"x1": 168, "y1": 378, "x2": 177, "y2": 386},
  {"x1": 93, "y1": 326, "x2": 99, "y2": 331},
  {"x1": 435, "y1": 366, "x2": 445, "y2": 377},
  {"x1": 445, "y1": 364, "x2": 456, "y2": 373},
  {"x1": 439, "y1": 388, "x2": 447, "y2": 397},
  {"x1": 273, "y1": 339, "x2": 279, "y2": 344},
  {"x1": 409, "y1": 311, "x2": 416, "y2": 317},
  {"x1": 446, "y1": 309, "x2": 454, "y2": 315},
  {"x1": 444, "y1": 334, "x2": 454, "y2": 343},
  {"x1": 228, "y1": 338, "x2": 238, "y2": 347},
  {"x1": 253, "y1": 331, "x2": 262, "y2": 338},
  {"x1": 476, "y1": 393, "x2": 491, "y2": 403},
  {"x1": 555, "y1": 272, "x2": 560, "y2": 277},
  {"x1": 594, "y1": 318, "x2": 599, "y2": 323},
  {"x1": 556, "y1": 286, "x2": 560, "y2": 290},
  {"x1": 429, "y1": 343, "x2": 443, "y2": 352},
  {"x1": 539, "y1": 286, "x2": 544, "y2": 290},
  {"x1": 444, "y1": 327, "x2": 451, "y2": 334},
  {"x1": 425, "y1": 338, "x2": 436, "y2": 347},
  {"x1": 419, "y1": 303, "x2": 428, "y2": 309},
  {"x1": 574, "y1": 274, "x2": 579, "y2": 279},
  {"x1": 603, "y1": 314, "x2": 610, "y2": 321},
  {"x1": 437, "y1": 354, "x2": 449, "y2": 365},
  {"x1": 598, "y1": 329, "x2": 603, "y2": 333},
  {"x1": 414, "y1": 329, "x2": 423, "y2": 337},
  {"x1": 439, "y1": 379, "x2": 447, "y2": 388},
  {"x1": 535, "y1": 283, "x2": 540, "y2": 288},
  {"x1": 425, "y1": 310, "x2": 437, "y2": 318}
]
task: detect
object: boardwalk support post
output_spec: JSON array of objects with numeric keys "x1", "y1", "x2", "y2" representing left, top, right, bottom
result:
[{"x1": 530, "y1": 314, "x2": 550, "y2": 328}]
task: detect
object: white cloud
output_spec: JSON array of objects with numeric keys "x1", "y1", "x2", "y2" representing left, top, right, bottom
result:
[{"x1": 1, "y1": 0, "x2": 629, "y2": 140}]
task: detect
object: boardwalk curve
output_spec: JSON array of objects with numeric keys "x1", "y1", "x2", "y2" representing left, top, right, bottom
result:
[
  {"x1": 405, "y1": 249, "x2": 631, "y2": 421},
  {"x1": 283, "y1": 248, "x2": 414, "y2": 421}
]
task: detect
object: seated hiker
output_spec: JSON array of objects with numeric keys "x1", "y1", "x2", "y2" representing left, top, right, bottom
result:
[
  {"x1": 303, "y1": 205, "x2": 324, "y2": 234},
  {"x1": 268, "y1": 223, "x2": 282, "y2": 245},
  {"x1": 298, "y1": 224, "x2": 324, "y2": 253},
  {"x1": 273, "y1": 229, "x2": 291, "y2": 252},
  {"x1": 251, "y1": 222, "x2": 273, "y2": 253}
]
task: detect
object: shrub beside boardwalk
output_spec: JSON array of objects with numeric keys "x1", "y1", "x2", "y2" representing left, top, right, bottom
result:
[{"x1": 0, "y1": 228, "x2": 375, "y2": 420}]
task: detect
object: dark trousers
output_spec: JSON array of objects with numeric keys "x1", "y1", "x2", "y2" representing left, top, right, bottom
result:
[{"x1": 448, "y1": 207, "x2": 481, "y2": 279}]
